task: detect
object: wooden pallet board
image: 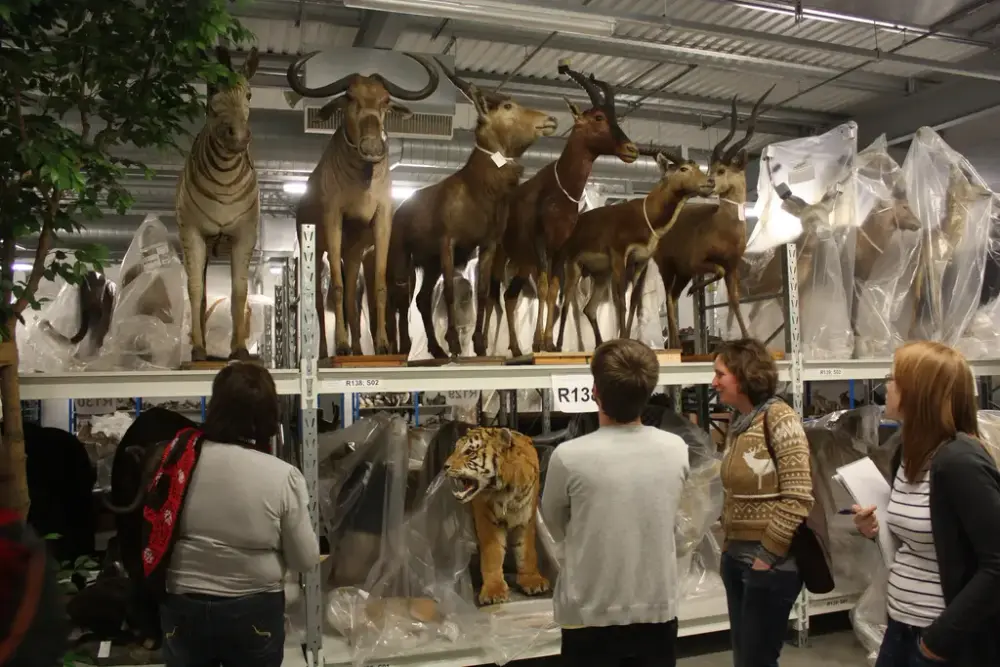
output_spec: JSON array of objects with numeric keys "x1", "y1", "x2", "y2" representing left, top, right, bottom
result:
[
  {"x1": 529, "y1": 351, "x2": 591, "y2": 365},
  {"x1": 654, "y1": 349, "x2": 683, "y2": 364},
  {"x1": 682, "y1": 349, "x2": 785, "y2": 363},
  {"x1": 328, "y1": 354, "x2": 408, "y2": 368}
]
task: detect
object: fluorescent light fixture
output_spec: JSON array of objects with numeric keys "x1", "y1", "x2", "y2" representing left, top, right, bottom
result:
[
  {"x1": 283, "y1": 181, "x2": 308, "y2": 195},
  {"x1": 270, "y1": 266, "x2": 283, "y2": 275},
  {"x1": 12, "y1": 263, "x2": 32, "y2": 271},
  {"x1": 393, "y1": 186, "x2": 416, "y2": 201},
  {"x1": 343, "y1": 0, "x2": 616, "y2": 37}
]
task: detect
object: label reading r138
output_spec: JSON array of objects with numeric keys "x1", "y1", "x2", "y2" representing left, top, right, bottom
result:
[
  {"x1": 551, "y1": 375, "x2": 597, "y2": 414},
  {"x1": 344, "y1": 378, "x2": 380, "y2": 389}
]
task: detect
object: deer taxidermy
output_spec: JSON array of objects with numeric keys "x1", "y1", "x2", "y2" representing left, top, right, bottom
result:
[
  {"x1": 625, "y1": 86, "x2": 773, "y2": 349},
  {"x1": 385, "y1": 62, "x2": 557, "y2": 359},
  {"x1": 485, "y1": 61, "x2": 638, "y2": 358},
  {"x1": 556, "y1": 151, "x2": 716, "y2": 350}
]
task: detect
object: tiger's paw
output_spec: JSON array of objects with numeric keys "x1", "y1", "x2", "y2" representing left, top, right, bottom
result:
[
  {"x1": 479, "y1": 577, "x2": 510, "y2": 605},
  {"x1": 516, "y1": 572, "x2": 551, "y2": 596}
]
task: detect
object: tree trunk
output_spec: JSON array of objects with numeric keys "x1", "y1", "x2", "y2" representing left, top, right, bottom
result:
[{"x1": 0, "y1": 338, "x2": 29, "y2": 518}]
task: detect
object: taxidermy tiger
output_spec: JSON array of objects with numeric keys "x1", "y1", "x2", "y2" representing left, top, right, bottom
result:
[{"x1": 444, "y1": 427, "x2": 551, "y2": 605}]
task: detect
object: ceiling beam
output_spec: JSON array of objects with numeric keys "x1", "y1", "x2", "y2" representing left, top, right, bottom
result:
[
  {"x1": 230, "y1": 3, "x2": 919, "y2": 97},
  {"x1": 434, "y1": 22, "x2": 918, "y2": 96},
  {"x1": 499, "y1": 1, "x2": 1000, "y2": 83},
  {"x1": 352, "y1": 10, "x2": 408, "y2": 49},
  {"x1": 853, "y1": 49, "x2": 1000, "y2": 147},
  {"x1": 457, "y1": 69, "x2": 841, "y2": 126}
]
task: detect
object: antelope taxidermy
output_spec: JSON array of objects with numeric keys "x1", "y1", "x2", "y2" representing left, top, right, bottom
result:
[
  {"x1": 910, "y1": 162, "x2": 992, "y2": 338},
  {"x1": 626, "y1": 86, "x2": 773, "y2": 349},
  {"x1": 556, "y1": 150, "x2": 716, "y2": 349},
  {"x1": 286, "y1": 50, "x2": 440, "y2": 357},
  {"x1": 485, "y1": 62, "x2": 638, "y2": 358},
  {"x1": 385, "y1": 61, "x2": 558, "y2": 359},
  {"x1": 176, "y1": 45, "x2": 260, "y2": 361},
  {"x1": 853, "y1": 151, "x2": 922, "y2": 282}
]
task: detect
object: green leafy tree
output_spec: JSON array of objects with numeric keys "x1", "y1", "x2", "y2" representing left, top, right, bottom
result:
[{"x1": 0, "y1": 0, "x2": 253, "y2": 516}]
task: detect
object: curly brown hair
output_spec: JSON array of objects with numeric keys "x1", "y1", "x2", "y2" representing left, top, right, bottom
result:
[{"x1": 714, "y1": 338, "x2": 778, "y2": 405}]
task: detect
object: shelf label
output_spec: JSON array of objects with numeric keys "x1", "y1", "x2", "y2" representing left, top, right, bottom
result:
[
  {"x1": 444, "y1": 389, "x2": 480, "y2": 408},
  {"x1": 816, "y1": 368, "x2": 843, "y2": 378},
  {"x1": 74, "y1": 397, "x2": 116, "y2": 415},
  {"x1": 551, "y1": 374, "x2": 597, "y2": 413},
  {"x1": 329, "y1": 378, "x2": 382, "y2": 392}
]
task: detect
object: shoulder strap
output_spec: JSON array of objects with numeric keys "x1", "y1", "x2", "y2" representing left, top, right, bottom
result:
[{"x1": 762, "y1": 407, "x2": 777, "y2": 464}]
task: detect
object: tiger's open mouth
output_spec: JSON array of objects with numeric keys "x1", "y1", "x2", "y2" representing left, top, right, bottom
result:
[{"x1": 451, "y1": 476, "x2": 482, "y2": 503}]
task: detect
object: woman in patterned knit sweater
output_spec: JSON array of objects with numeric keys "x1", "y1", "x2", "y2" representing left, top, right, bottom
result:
[
  {"x1": 854, "y1": 341, "x2": 1000, "y2": 667},
  {"x1": 711, "y1": 338, "x2": 814, "y2": 667}
]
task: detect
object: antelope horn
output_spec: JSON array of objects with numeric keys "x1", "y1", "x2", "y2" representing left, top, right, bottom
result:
[
  {"x1": 711, "y1": 96, "x2": 738, "y2": 165},
  {"x1": 558, "y1": 62, "x2": 604, "y2": 109},
  {"x1": 592, "y1": 76, "x2": 618, "y2": 117},
  {"x1": 723, "y1": 84, "x2": 775, "y2": 163},
  {"x1": 286, "y1": 52, "x2": 355, "y2": 99},
  {"x1": 639, "y1": 144, "x2": 685, "y2": 165},
  {"x1": 434, "y1": 56, "x2": 510, "y2": 106},
  {"x1": 372, "y1": 53, "x2": 440, "y2": 102}
]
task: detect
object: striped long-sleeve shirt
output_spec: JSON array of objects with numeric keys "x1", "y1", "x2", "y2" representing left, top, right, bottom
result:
[{"x1": 886, "y1": 466, "x2": 946, "y2": 628}]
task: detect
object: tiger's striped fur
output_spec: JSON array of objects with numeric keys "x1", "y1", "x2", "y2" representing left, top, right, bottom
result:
[
  {"x1": 175, "y1": 46, "x2": 260, "y2": 361},
  {"x1": 444, "y1": 427, "x2": 550, "y2": 605}
]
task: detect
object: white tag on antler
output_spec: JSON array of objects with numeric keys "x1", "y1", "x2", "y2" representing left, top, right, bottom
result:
[{"x1": 490, "y1": 151, "x2": 508, "y2": 168}]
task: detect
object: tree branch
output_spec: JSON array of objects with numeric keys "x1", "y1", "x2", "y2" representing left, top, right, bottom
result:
[
  {"x1": 13, "y1": 88, "x2": 27, "y2": 141},
  {"x1": 13, "y1": 194, "x2": 58, "y2": 316}
]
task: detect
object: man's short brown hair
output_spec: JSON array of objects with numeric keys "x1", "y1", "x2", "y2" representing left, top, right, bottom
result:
[
  {"x1": 714, "y1": 338, "x2": 778, "y2": 405},
  {"x1": 590, "y1": 338, "x2": 660, "y2": 423}
]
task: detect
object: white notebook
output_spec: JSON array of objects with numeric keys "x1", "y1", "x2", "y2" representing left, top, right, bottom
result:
[{"x1": 833, "y1": 457, "x2": 900, "y2": 566}]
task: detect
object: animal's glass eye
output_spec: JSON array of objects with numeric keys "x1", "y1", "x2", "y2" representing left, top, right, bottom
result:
[
  {"x1": 594, "y1": 114, "x2": 605, "y2": 122},
  {"x1": 246, "y1": 91, "x2": 252, "y2": 101},
  {"x1": 503, "y1": 103, "x2": 512, "y2": 110}
]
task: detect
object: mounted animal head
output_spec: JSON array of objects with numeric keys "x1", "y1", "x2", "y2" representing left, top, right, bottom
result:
[
  {"x1": 286, "y1": 51, "x2": 440, "y2": 163},
  {"x1": 558, "y1": 62, "x2": 638, "y2": 163},
  {"x1": 646, "y1": 148, "x2": 716, "y2": 199},
  {"x1": 856, "y1": 151, "x2": 921, "y2": 235},
  {"x1": 206, "y1": 46, "x2": 259, "y2": 153},
  {"x1": 435, "y1": 59, "x2": 557, "y2": 159},
  {"x1": 443, "y1": 426, "x2": 535, "y2": 504},
  {"x1": 707, "y1": 85, "x2": 775, "y2": 200}
]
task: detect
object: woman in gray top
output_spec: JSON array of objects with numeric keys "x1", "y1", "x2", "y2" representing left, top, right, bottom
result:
[{"x1": 160, "y1": 363, "x2": 320, "y2": 667}]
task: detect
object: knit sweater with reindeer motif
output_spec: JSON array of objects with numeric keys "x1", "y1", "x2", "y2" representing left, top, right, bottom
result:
[{"x1": 720, "y1": 402, "x2": 814, "y2": 558}]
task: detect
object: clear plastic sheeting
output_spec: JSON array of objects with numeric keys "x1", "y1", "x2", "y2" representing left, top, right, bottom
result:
[
  {"x1": 741, "y1": 122, "x2": 859, "y2": 359},
  {"x1": 203, "y1": 293, "x2": 273, "y2": 359},
  {"x1": 803, "y1": 406, "x2": 885, "y2": 595},
  {"x1": 85, "y1": 216, "x2": 188, "y2": 370},
  {"x1": 852, "y1": 136, "x2": 924, "y2": 358},
  {"x1": 312, "y1": 415, "x2": 559, "y2": 666},
  {"x1": 900, "y1": 128, "x2": 993, "y2": 351},
  {"x1": 972, "y1": 410, "x2": 1000, "y2": 467}
]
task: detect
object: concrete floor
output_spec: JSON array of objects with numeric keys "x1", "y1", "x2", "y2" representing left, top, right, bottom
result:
[{"x1": 517, "y1": 613, "x2": 870, "y2": 667}]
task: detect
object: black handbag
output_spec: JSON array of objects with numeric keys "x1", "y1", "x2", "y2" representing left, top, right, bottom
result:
[{"x1": 762, "y1": 408, "x2": 836, "y2": 595}]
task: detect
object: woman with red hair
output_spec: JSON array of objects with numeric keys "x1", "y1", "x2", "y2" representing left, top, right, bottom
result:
[{"x1": 854, "y1": 340, "x2": 1000, "y2": 667}]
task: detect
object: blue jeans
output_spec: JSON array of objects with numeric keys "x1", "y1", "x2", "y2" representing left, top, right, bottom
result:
[
  {"x1": 720, "y1": 551, "x2": 802, "y2": 667},
  {"x1": 160, "y1": 591, "x2": 285, "y2": 667},
  {"x1": 875, "y1": 618, "x2": 948, "y2": 667}
]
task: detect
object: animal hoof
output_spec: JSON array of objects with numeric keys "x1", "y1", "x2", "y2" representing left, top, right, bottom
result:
[
  {"x1": 478, "y1": 578, "x2": 510, "y2": 605},
  {"x1": 192, "y1": 347, "x2": 207, "y2": 362},
  {"x1": 229, "y1": 348, "x2": 251, "y2": 361},
  {"x1": 509, "y1": 346, "x2": 524, "y2": 358},
  {"x1": 516, "y1": 573, "x2": 551, "y2": 596},
  {"x1": 543, "y1": 341, "x2": 558, "y2": 353},
  {"x1": 335, "y1": 344, "x2": 352, "y2": 356},
  {"x1": 531, "y1": 341, "x2": 543, "y2": 353},
  {"x1": 428, "y1": 344, "x2": 448, "y2": 359}
]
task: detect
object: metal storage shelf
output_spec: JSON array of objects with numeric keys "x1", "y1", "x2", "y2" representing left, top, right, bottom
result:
[
  {"x1": 318, "y1": 361, "x2": 792, "y2": 394},
  {"x1": 18, "y1": 369, "x2": 301, "y2": 400},
  {"x1": 803, "y1": 357, "x2": 1000, "y2": 381}
]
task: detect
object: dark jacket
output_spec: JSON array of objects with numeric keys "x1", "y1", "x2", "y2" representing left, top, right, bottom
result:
[{"x1": 890, "y1": 434, "x2": 1000, "y2": 666}]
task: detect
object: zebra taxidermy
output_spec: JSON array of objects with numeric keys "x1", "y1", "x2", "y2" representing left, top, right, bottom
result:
[{"x1": 176, "y1": 45, "x2": 260, "y2": 362}]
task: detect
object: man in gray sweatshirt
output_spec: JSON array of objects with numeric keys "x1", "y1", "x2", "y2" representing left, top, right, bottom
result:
[{"x1": 541, "y1": 338, "x2": 690, "y2": 667}]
